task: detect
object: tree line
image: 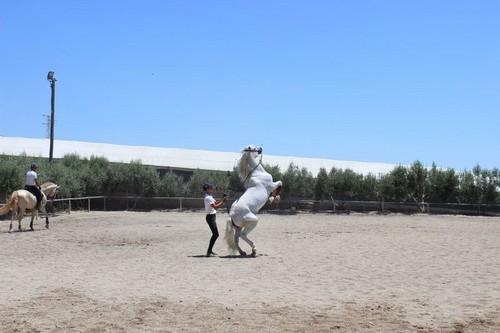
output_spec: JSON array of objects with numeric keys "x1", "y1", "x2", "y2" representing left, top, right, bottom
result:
[{"x1": 0, "y1": 154, "x2": 498, "y2": 205}]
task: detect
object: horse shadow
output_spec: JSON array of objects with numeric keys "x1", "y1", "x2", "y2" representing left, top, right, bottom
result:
[
  {"x1": 188, "y1": 255, "x2": 216, "y2": 258},
  {"x1": 218, "y1": 254, "x2": 259, "y2": 259},
  {"x1": 1, "y1": 228, "x2": 48, "y2": 235},
  {"x1": 188, "y1": 254, "x2": 259, "y2": 259}
]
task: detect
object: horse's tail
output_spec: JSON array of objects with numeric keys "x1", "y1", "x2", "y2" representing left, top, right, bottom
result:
[
  {"x1": 225, "y1": 217, "x2": 238, "y2": 254},
  {"x1": 0, "y1": 193, "x2": 18, "y2": 216}
]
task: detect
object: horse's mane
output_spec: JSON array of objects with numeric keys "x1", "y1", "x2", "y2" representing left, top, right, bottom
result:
[
  {"x1": 238, "y1": 152, "x2": 251, "y2": 182},
  {"x1": 41, "y1": 182, "x2": 59, "y2": 196},
  {"x1": 41, "y1": 182, "x2": 55, "y2": 189}
]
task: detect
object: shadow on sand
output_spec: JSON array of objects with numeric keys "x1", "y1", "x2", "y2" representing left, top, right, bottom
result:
[
  {"x1": 1, "y1": 228, "x2": 48, "y2": 235},
  {"x1": 188, "y1": 254, "x2": 260, "y2": 259},
  {"x1": 218, "y1": 254, "x2": 259, "y2": 259}
]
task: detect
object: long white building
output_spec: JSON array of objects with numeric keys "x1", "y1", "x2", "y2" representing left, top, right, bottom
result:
[{"x1": 0, "y1": 136, "x2": 397, "y2": 175}]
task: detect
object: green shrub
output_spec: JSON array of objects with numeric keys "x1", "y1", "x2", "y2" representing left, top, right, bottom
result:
[{"x1": 0, "y1": 154, "x2": 498, "y2": 204}]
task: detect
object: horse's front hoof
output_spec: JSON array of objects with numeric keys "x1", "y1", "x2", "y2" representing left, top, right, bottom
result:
[
  {"x1": 46, "y1": 224, "x2": 49, "y2": 229},
  {"x1": 251, "y1": 247, "x2": 257, "y2": 257},
  {"x1": 30, "y1": 227, "x2": 34, "y2": 231}
]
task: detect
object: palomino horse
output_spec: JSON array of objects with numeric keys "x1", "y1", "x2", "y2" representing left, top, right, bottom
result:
[
  {"x1": 225, "y1": 146, "x2": 282, "y2": 256},
  {"x1": 0, "y1": 182, "x2": 59, "y2": 232}
]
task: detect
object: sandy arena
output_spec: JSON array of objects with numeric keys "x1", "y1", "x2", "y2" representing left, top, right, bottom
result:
[{"x1": 1, "y1": 211, "x2": 500, "y2": 332}]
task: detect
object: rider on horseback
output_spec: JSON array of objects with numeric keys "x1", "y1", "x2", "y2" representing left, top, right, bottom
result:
[{"x1": 25, "y1": 163, "x2": 43, "y2": 210}]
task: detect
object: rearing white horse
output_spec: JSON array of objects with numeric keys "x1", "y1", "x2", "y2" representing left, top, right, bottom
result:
[{"x1": 225, "y1": 146, "x2": 282, "y2": 256}]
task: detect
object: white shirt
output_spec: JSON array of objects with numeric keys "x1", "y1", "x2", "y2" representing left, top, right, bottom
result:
[
  {"x1": 204, "y1": 194, "x2": 217, "y2": 215},
  {"x1": 26, "y1": 170, "x2": 38, "y2": 186}
]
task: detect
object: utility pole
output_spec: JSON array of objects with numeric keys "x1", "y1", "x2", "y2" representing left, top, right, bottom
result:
[
  {"x1": 47, "y1": 71, "x2": 56, "y2": 163},
  {"x1": 42, "y1": 114, "x2": 51, "y2": 138}
]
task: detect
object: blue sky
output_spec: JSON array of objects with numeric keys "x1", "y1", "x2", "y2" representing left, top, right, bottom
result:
[{"x1": 1, "y1": 1, "x2": 499, "y2": 169}]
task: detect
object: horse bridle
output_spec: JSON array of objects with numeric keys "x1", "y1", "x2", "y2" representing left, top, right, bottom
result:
[
  {"x1": 43, "y1": 187, "x2": 57, "y2": 201},
  {"x1": 241, "y1": 148, "x2": 263, "y2": 186},
  {"x1": 243, "y1": 147, "x2": 262, "y2": 154}
]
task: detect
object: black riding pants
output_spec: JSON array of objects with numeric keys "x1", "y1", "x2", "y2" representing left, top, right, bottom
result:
[
  {"x1": 206, "y1": 214, "x2": 219, "y2": 254},
  {"x1": 25, "y1": 185, "x2": 42, "y2": 209}
]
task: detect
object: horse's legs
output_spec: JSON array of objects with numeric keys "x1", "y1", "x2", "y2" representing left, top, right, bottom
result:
[
  {"x1": 234, "y1": 227, "x2": 246, "y2": 256},
  {"x1": 243, "y1": 211, "x2": 258, "y2": 223},
  {"x1": 236, "y1": 213, "x2": 258, "y2": 256},
  {"x1": 268, "y1": 181, "x2": 282, "y2": 203},
  {"x1": 17, "y1": 207, "x2": 27, "y2": 231},
  {"x1": 271, "y1": 181, "x2": 282, "y2": 193},
  {"x1": 9, "y1": 209, "x2": 15, "y2": 233},
  {"x1": 240, "y1": 221, "x2": 258, "y2": 256},
  {"x1": 30, "y1": 211, "x2": 35, "y2": 231},
  {"x1": 40, "y1": 206, "x2": 49, "y2": 229}
]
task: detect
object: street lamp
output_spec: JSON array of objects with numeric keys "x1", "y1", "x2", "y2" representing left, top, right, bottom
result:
[{"x1": 47, "y1": 71, "x2": 56, "y2": 163}]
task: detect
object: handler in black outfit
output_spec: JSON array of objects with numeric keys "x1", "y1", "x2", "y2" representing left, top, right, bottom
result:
[{"x1": 202, "y1": 184, "x2": 227, "y2": 257}]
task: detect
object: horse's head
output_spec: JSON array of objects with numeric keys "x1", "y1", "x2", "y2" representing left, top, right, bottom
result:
[
  {"x1": 238, "y1": 145, "x2": 263, "y2": 181},
  {"x1": 41, "y1": 182, "x2": 60, "y2": 200}
]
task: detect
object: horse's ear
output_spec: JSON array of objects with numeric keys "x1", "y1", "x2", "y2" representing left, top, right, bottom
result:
[{"x1": 242, "y1": 145, "x2": 252, "y2": 152}]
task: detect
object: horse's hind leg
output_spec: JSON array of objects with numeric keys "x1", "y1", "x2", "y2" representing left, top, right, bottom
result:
[
  {"x1": 234, "y1": 227, "x2": 246, "y2": 256},
  {"x1": 17, "y1": 207, "x2": 25, "y2": 232},
  {"x1": 30, "y1": 212, "x2": 35, "y2": 231},
  {"x1": 236, "y1": 213, "x2": 258, "y2": 256},
  {"x1": 9, "y1": 210, "x2": 15, "y2": 233},
  {"x1": 243, "y1": 212, "x2": 258, "y2": 223},
  {"x1": 241, "y1": 221, "x2": 258, "y2": 256},
  {"x1": 40, "y1": 205, "x2": 49, "y2": 229}
]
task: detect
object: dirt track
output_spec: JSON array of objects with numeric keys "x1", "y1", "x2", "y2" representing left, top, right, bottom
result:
[{"x1": 1, "y1": 211, "x2": 500, "y2": 332}]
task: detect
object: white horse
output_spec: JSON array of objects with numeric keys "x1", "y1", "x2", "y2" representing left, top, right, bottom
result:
[
  {"x1": 225, "y1": 146, "x2": 282, "y2": 256},
  {"x1": 0, "y1": 182, "x2": 59, "y2": 232}
]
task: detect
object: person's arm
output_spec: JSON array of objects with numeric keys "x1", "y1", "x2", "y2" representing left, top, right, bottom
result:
[
  {"x1": 35, "y1": 177, "x2": 41, "y2": 188},
  {"x1": 211, "y1": 197, "x2": 227, "y2": 209}
]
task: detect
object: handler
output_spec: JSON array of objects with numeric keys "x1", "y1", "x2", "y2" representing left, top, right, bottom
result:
[
  {"x1": 25, "y1": 163, "x2": 43, "y2": 210},
  {"x1": 203, "y1": 183, "x2": 227, "y2": 257}
]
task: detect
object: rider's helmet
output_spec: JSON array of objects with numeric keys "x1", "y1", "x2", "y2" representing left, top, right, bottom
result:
[{"x1": 30, "y1": 163, "x2": 38, "y2": 171}]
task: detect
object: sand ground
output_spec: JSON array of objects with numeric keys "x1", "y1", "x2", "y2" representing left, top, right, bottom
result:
[{"x1": 1, "y1": 211, "x2": 500, "y2": 332}]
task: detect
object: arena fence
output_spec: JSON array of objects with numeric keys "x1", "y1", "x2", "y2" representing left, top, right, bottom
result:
[
  {"x1": 51, "y1": 196, "x2": 107, "y2": 214},
  {"x1": 43, "y1": 196, "x2": 500, "y2": 217}
]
